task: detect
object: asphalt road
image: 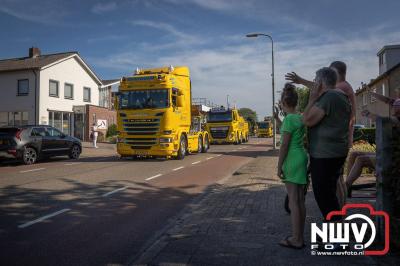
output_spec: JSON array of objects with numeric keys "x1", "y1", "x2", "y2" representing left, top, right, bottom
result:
[{"x1": 0, "y1": 138, "x2": 271, "y2": 266}]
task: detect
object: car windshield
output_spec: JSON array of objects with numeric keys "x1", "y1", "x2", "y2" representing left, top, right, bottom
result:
[
  {"x1": 258, "y1": 123, "x2": 269, "y2": 129},
  {"x1": 119, "y1": 89, "x2": 169, "y2": 110},
  {"x1": 207, "y1": 111, "x2": 232, "y2": 122}
]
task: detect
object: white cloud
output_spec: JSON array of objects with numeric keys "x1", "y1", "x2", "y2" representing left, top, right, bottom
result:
[
  {"x1": 91, "y1": 2, "x2": 117, "y2": 14},
  {"x1": 130, "y1": 20, "x2": 203, "y2": 45},
  {"x1": 91, "y1": 26, "x2": 400, "y2": 118}
]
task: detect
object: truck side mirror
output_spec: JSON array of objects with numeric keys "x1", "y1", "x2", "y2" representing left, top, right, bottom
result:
[{"x1": 177, "y1": 95, "x2": 184, "y2": 108}]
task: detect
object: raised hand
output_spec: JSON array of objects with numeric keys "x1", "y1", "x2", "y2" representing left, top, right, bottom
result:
[{"x1": 285, "y1": 72, "x2": 302, "y2": 84}]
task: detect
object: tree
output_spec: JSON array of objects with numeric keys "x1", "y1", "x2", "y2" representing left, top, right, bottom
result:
[
  {"x1": 296, "y1": 87, "x2": 310, "y2": 113},
  {"x1": 238, "y1": 108, "x2": 258, "y2": 131}
]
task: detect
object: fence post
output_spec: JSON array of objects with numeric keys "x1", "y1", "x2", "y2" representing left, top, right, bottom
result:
[{"x1": 375, "y1": 117, "x2": 393, "y2": 242}]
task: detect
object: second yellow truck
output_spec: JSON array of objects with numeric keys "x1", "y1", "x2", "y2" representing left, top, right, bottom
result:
[{"x1": 206, "y1": 107, "x2": 249, "y2": 144}]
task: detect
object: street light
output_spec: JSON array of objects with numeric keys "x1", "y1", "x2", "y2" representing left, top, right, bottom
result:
[{"x1": 246, "y1": 33, "x2": 277, "y2": 149}]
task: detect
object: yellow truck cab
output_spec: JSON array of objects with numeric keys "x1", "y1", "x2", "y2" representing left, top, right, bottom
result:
[
  {"x1": 256, "y1": 121, "x2": 273, "y2": 138},
  {"x1": 206, "y1": 107, "x2": 249, "y2": 144},
  {"x1": 115, "y1": 66, "x2": 210, "y2": 160}
]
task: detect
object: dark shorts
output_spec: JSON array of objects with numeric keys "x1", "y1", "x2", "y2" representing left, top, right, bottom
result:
[{"x1": 310, "y1": 156, "x2": 347, "y2": 221}]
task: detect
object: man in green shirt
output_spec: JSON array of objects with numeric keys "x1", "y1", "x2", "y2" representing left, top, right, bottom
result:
[{"x1": 302, "y1": 67, "x2": 351, "y2": 220}]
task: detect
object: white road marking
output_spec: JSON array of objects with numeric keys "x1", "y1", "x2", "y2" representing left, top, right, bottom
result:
[
  {"x1": 191, "y1": 161, "x2": 201, "y2": 165},
  {"x1": 232, "y1": 149, "x2": 238, "y2": 152},
  {"x1": 238, "y1": 147, "x2": 243, "y2": 150},
  {"x1": 64, "y1": 162, "x2": 82, "y2": 166},
  {"x1": 18, "y1": 208, "x2": 71, "y2": 229},
  {"x1": 216, "y1": 154, "x2": 222, "y2": 157},
  {"x1": 102, "y1": 186, "x2": 129, "y2": 197},
  {"x1": 145, "y1": 174, "x2": 162, "y2": 181},
  {"x1": 20, "y1": 168, "x2": 45, "y2": 173},
  {"x1": 206, "y1": 157, "x2": 214, "y2": 160},
  {"x1": 172, "y1": 166, "x2": 184, "y2": 171}
]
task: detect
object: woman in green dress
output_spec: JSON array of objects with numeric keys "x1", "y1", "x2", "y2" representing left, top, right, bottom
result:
[{"x1": 277, "y1": 84, "x2": 308, "y2": 249}]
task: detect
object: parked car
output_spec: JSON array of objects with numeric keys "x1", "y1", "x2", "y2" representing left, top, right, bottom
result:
[{"x1": 0, "y1": 125, "x2": 81, "y2": 165}]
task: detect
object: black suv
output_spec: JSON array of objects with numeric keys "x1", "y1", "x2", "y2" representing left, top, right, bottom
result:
[{"x1": 0, "y1": 125, "x2": 81, "y2": 165}]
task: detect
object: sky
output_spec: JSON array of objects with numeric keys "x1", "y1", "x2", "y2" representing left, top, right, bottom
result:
[{"x1": 1, "y1": 0, "x2": 399, "y2": 118}]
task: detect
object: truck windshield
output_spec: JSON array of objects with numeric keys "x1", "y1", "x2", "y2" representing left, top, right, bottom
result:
[
  {"x1": 258, "y1": 123, "x2": 269, "y2": 129},
  {"x1": 118, "y1": 89, "x2": 169, "y2": 109},
  {"x1": 207, "y1": 112, "x2": 232, "y2": 122}
]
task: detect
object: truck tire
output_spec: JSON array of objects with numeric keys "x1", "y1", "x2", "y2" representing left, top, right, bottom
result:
[
  {"x1": 176, "y1": 135, "x2": 186, "y2": 160},
  {"x1": 202, "y1": 135, "x2": 209, "y2": 153},
  {"x1": 234, "y1": 132, "x2": 240, "y2": 145},
  {"x1": 197, "y1": 136, "x2": 203, "y2": 153}
]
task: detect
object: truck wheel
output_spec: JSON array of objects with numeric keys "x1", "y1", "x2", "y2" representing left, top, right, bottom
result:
[
  {"x1": 23, "y1": 147, "x2": 38, "y2": 165},
  {"x1": 202, "y1": 135, "x2": 209, "y2": 153},
  {"x1": 197, "y1": 136, "x2": 203, "y2": 153},
  {"x1": 176, "y1": 135, "x2": 186, "y2": 160}
]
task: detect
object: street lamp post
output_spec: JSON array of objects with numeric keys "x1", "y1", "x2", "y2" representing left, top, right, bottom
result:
[
  {"x1": 226, "y1": 94, "x2": 230, "y2": 109},
  {"x1": 246, "y1": 33, "x2": 277, "y2": 149}
]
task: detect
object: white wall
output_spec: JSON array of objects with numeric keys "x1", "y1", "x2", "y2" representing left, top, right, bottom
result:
[
  {"x1": 39, "y1": 56, "x2": 100, "y2": 125},
  {"x1": 0, "y1": 70, "x2": 37, "y2": 124}
]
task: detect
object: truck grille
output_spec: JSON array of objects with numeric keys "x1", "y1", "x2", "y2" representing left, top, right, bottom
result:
[
  {"x1": 122, "y1": 117, "x2": 161, "y2": 149},
  {"x1": 123, "y1": 118, "x2": 160, "y2": 136},
  {"x1": 210, "y1": 127, "x2": 229, "y2": 139}
]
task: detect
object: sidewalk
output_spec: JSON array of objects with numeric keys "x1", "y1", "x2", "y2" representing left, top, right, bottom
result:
[
  {"x1": 80, "y1": 142, "x2": 117, "y2": 157},
  {"x1": 133, "y1": 149, "x2": 376, "y2": 265}
]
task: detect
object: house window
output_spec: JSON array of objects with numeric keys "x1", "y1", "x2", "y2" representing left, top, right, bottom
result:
[
  {"x1": 49, "y1": 80, "x2": 59, "y2": 97},
  {"x1": 83, "y1": 87, "x2": 91, "y2": 102},
  {"x1": 362, "y1": 93, "x2": 367, "y2": 106},
  {"x1": 379, "y1": 53, "x2": 386, "y2": 65},
  {"x1": 64, "y1": 83, "x2": 74, "y2": 99},
  {"x1": 371, "y1": 88, "x2": 376, "y2": 103},
  {"x1": 99, "y1": 87, "x2": 109, "y2": 108},
  {"x1": 0, "y1": 111, "x2": 28, "y2": 126},
  {"x1": 48, "y1": 111, "x2": 71, "y2": 135},
  {"x1": 17, "y1": 79, "x2": 29, "y2": 95}
]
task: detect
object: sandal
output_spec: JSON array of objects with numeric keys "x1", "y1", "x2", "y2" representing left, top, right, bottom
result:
[{"x1": 279, "y1": 236, "x2": 305, "y2": 250}]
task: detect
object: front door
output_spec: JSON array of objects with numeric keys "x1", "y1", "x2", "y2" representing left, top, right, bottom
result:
[{"x1": 74, "y1": 113, "x2": 84, "y2": 140}]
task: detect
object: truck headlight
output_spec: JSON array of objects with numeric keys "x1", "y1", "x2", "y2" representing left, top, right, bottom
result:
[
  {"x1": 159, "y1": 137, "x2": 173, "y2": 143},
  {"x1": 163, "y1": 130, "x2": 172, "y2": 135}
]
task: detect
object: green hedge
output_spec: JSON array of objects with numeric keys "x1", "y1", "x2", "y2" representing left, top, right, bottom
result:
[
  {"x1": 353, "y1": 127, "x2": 375, "y2": 144},
  {"x1": 106, "y1": 124, "x2": 117, "y2": 137}
]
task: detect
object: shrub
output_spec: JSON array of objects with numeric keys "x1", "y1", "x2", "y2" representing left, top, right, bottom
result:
[
  {"x1": 353, "y1": 127, "x2": 376, "y2": 144},
  {"x1": 106, "y1": 124, "x2": 117, "y2": 137},
  {"x1": 107, "y1": 136, "x2": 117, "y2": 144}
]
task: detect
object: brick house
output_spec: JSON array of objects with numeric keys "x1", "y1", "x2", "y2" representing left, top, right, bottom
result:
[
  {"x1": 355, "y1": 45, "x2": 400, "y2": 127},
  {"x1": 0, "y1": 47, "x2": 118, "y2": 141}
]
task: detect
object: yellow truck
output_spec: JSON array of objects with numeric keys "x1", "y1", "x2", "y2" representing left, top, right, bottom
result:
[
  {"x1": 115, "y1": 66, "x2": 210, "y2": 160},
  {"x1": 256, "y1": 121, "x2": 273, "y2": 138},
  {"x1": 206, "y1": 107, "x2": 249, "y2": 144}
]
